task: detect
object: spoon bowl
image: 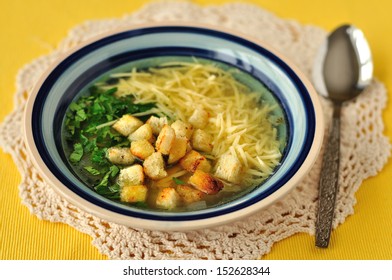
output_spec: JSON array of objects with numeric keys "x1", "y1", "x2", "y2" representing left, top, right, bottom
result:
[
  {"x1": 313, "y1": 24, "x2": 373, "y2": 248},
  {"x1": 314, "y1": 25, "x2": 373, "y2": 103}
]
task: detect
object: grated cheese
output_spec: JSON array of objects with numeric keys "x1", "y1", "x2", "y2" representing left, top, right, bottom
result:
[{"x1": 100, "y1": 61, "x2": 282, "y2": 188}]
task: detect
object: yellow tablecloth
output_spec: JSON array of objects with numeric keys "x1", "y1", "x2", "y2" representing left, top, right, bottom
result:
[{"x1": 1, "y1": 0, "x2": 391, "y2": 260}]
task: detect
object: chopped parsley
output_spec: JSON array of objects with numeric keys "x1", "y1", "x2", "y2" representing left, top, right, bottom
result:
[
  {"x1": 83, "y1": 166, "x2": 100, "y2": 175},
  {"x1": 63, "y1": 86, "x2": 156, "y2": 200},
  {"x1": 69, "y1": 143, "x2": 83, "y2": 163},
  {"x1": 173, "y1": 177, "x2": 186, "y2": 185}
]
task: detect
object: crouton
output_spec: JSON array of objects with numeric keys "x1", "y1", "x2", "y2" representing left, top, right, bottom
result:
[
  {"x1": 128, "y1": 123, "x2": 153, "y2": 142},
  {"x1": 171, "y1": 120, "x2": 193, "y2": 139},
  {"x1": 179, "y1": 150, "x2": 211, "y2": 173},
  {"x1": 106, "y1": 147, "x2": 135, "y2": 165},
  {"x1": 155, "y1": 124, "x2": 176, "y2": 155},
  {"x1": 146, "y1": 116, "x2": 168, "y2": 135},
  {"x1": 188, "y1": 170, "x2": 224, "y2": 195},
  {"x1": 188, "y1": 107, "x2": 209, "y2": 129},
  {"x1": 156, "y1": 187, "x2": 181, "y2": 209},
  {"x1": 176, "y1": 184, "x2": 205, "y2": 204},
  {"x1": 214, "y1": 153, "x2": 242, "y2": 183},
  {"x1": 167, "y1": 136, "x2": 188, "y2": 164},
  {"x1": 191, "y1": 129, "x2": 213, "y2": 153},
  {"x1": 112, "y1": 114, "x2": 143, "y2": 136},
  {"x1": 120, "y1": 184, "x2": 148, "y2": 203},
  {"x1": 118, "y1": 164, "x2": 144, "y2": 187},
  {"x1": 130, "y1": 139, "x2": 154, "y2": 160},
  {"x1": 143, "y1": 152, "x2": 167, "y2": 180}
]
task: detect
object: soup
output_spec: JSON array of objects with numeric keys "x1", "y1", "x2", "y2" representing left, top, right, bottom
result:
[{"x1": 62, "y1": 58, "x2": 286, "y2": 211}]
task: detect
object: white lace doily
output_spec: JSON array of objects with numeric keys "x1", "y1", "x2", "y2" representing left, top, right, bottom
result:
[{"x1": 0, "y1": 1, "x2": 390, "y2": 260}]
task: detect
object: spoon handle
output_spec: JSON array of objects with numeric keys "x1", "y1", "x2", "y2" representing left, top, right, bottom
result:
[{"x1": 315, "y1": 104, "x2": 341, "y2": 248}]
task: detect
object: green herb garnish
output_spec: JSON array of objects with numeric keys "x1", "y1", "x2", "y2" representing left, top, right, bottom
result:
[
  {"x1": 83, "y1": 166, "x2": 101, "y2": 175},
  {"x1": 173, "y1": 177, "x2": 186, "y2": 185},
  {"x1": 64, "y1": 86, "x2": 156, "y2": 200},
  {"x1": 69, "y1": 143, "x2": 83, "y2": 163}
]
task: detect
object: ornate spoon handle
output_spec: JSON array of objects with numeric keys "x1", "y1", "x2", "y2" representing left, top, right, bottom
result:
[{"x1": 315, "y1": 104, "x2": 341, "y2": 248}]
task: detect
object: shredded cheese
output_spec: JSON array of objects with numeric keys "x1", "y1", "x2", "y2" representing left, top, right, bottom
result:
[{"x1": 101, "y1": 61, "x2": 283, "y2": 188}]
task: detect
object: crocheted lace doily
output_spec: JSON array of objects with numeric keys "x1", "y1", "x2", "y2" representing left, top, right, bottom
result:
[{"x1": 0, "y1": 2, "x2": 390, "y2": 259}]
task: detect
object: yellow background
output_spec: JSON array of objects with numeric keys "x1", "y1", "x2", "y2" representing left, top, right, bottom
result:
[{"x1": 1, "y1": 0, "x2": 391, "y2": 259}]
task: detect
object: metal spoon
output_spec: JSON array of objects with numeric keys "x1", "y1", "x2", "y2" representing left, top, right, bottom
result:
[{"x1": 312, "y1": 24, "x2": 373, "y2": 248}]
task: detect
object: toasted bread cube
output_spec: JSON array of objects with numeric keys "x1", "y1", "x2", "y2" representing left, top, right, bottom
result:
[
  {"x1": 128, "y1": 123, "x2": 153, "y2": 142},
  {"x1": 171, "y1": 120, "x2": 193, "y2": 139},
  {"x1": 120, "y1": 184, "x2": 148, "y2": 203},
  {"x1": 118, "y1": 164, "x2": 144, "y2": 187},
  {"x1": 168, "y1": 136, "x2": 188, "y2": 164},
  {"x1": 130, "y1": 139, "x2": 155, "y2": 160},
  {"x1": 143, "y1": 152, "x2": 167, "y2": 180},
  {"x1": 106, "y1": 147, "x2": 135, "y2": 165},
  {"x1": 214, "y1": 153, "x2": 242, "y2": 183},
  {"x1": 156, "y1": 187, "x2": 180, "y2": 209},
  {"x1": 146, "y1": 116, "x2": 168, "y2": 135},
  {"x1": 112, "y1": 114, "x2": 143, "y2": 136},
  {"x1": 188, "y1": 107, "x2": 209, "y2": 129},
  {"x1": 176, "y1": 184, "x2": 205, "y2": 204},
  {"x1": 179, "y1": 150, "x2": 211, "y2": 173},
  {"x1": 155, "y1": 124, "x2": 176, "y2": 155},
  {"x1": 188, "y1": 170, "x2": 224, "y2": 195},
  {"x1": 191, "y1": 129, "x2": 213, "y2": 153}
]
